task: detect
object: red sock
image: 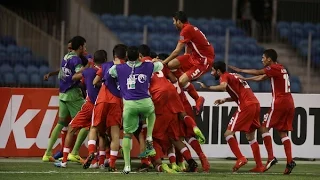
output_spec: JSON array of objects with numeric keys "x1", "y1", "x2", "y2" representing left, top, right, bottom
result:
[
  {"x1": 88, "y1": 140, "x2": 96, "y2": 154},
  {"x1": 109, "y1": 150, "x2": 118, "y2": 168},
  {"x1": 60, "y1": 127, "x2": 68, "y2": 152},
  {"x1": 249, "y1": 140, "x2": 263, "y2": 167},
  {"x1": 62, "y1": 147, "x2": 70, "y2": 163},
  {"x1": 168, "y1": 153, "x2": 176, "y2": 164},
  {"x1": 105, "y1": 148, "x2": 110, "y2": 161},
  {"x1": 99, "y1": 151, "x2": 106, "y2": 165},
  {"x1": 262, "y1": 133, "x2": 274, "y2": 160},
  {"x1": 184, "y1": 82, "x2": 199, "y2": 101},
  {"x1": 226, "y1": 135, "x2": 243, "y2": 159},
  {"x1": 188, "y1": 137, "x2": 204, "y2": 156},
  {"x1": 281, "y1": 137, "x2": 293, "y2": 163},
  {"x1": 156, "y1": 164, "x2": 163, "y2": 172},
  {"x1": 184, "y1": 116, "x2": 197, "y2": 129},
  {"x1": 180, "y1": 147, "x2": 192, "y2": 161}
]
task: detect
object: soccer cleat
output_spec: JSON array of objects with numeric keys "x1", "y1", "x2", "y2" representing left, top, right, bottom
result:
[
  {"x1": 193, "y1": 127, "x2": 206, "y2": 144},
  {"x1": 68, "y1": 154, "x2": 84, "y2": 164},
  {"x1": 264, "y1": 157, "x2": 278, "y2": 172},
  {"x1": 109, "y1": 166, "x2": 117, "y2": 172},
  {"x1": 89, "y1": 162, "x2": 99, "y2": 169},
  {"x1": 186, "y1": 159, "x2": 198, "y2": 172},
  {"x1": 284, "y1": 161, "x2": 296, "y2": 175},
  {"x1": 54, "y1": 161, "x2": 67, "y2": 168},
  {"x1": 195, "y1": 96, "x2": 205, "y2": 115},
  {"x1": 138, "y1": 140, "x2": 156, "y2": 158},
  {"x1": 99, "y1": 164, "x2": 106, "y2": 169},
  {"x1": 161, "y1": 164, "x2": 177, "y2": 173},
  {"x1": 232, "y1": 156, "x2": 248, "y2": 172},
  {"x1": 171, "y1": 163, "x2": 183, "y2": 172},
  {"x1": 178, "y1": 162, "x2": 187, "y2": 172},
  {"x1": 83, "y1": 153, "x2": 95, "y2": 169},
  {"x1": 42, "y1": 155, "x2": 55, "y2": 162},
  {"x1": 250, "y1": 166, "x2": 265, "y2": 173},
  {"x1": 199, "y1": 154, "x2": 210, "y2": 172},
  {"x1": 122, "y1": 165, "x2": 131, "y2": 174},
  {"x1": 53, "y1": 151, "x2": 63, "y2": 160}
]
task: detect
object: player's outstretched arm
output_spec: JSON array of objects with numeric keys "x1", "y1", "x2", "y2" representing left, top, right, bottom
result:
[
  {"x1": 228, "y1": 65, "x2": 265, "y2": 75},
  {"x1": 197, "y1": 81, "x2": 227, "y2": 91},
  {"x1": 162, "y1": 42, "x2": 184, "y2": 64},
  {"x1": 240, "y1": 74, "x2": 268, "y2": 82},
  {"x1": 43, "y1": 69, "x2": 59, "y2": 81},
  {"x1": 72, "y1": 72, "x2": 83, "y2": 81},
  {"x1": 93, "y1": 75, "x2": 102, "y2": 86}
]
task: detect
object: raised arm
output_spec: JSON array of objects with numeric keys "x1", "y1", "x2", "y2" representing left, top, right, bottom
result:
[
  {"x1": 162, "y1": 42, "x2": 184, "y2": 64},
  {"x1": 228, "y1": 65, "x2": 265, "y2": 75}
]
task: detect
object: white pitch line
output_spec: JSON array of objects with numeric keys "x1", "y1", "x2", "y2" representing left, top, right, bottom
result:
[{"x1": 0, "y1": 171, "x2": 318, "y2": 175}]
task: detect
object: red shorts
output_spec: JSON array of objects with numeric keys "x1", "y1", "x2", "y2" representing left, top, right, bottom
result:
[
  {"x1": 262, "y1": 99, "x2": 295, "y2": 131},
  {"x1": 183, "y1": 100, "x2": 194, "y2": 119},
  {"x1": 69, "y1": 100, "x2": 93, "y2": 129},
  {"x1": 153, "y1": 111, "x2": 180, "y2": 141},
  {"x1": 177, "y1": 54, "x2": 213, "y2": 80},
  {"x1": 92, "y1": 102, "x2": 122, "y2": 129},
  {"x1": 227, "y1": 103, "x2": 261, "y2": 133},
  {"x1": 166, "y1": 90, "x2": 185, "y2": 114}
]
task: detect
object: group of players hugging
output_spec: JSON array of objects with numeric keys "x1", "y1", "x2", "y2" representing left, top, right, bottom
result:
[{"x1": 41, "y1": 11, "x2": 296, "y2": 175}]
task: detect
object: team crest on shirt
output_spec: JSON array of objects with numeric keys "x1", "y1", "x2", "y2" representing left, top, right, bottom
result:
[
  {"x1": 137, "y1": 74, "x2": 147, "y2": 83},
  {"x1": 266, "y1": 66, "x2": 271, "y2": 70}
]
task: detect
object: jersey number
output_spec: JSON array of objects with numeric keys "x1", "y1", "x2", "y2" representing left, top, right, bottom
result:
[
  {"x1": 283, "y1": 74, "x2": 291, "y2": 93},
  {"x1": 231, "y1": 73, "x2": 250, "y2": 88}
]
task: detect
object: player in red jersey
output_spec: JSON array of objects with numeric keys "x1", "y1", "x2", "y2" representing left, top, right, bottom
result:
[
  {"x1": 198, "y1": 61, "x2": 264, "y2": 172},
  {"x1": 161, "y1": 11, "x2": 215, "y2": 115},
  {"x1": 83, "y1": 44, "x2": 127, "y2": 171},
  {"x1": 139, "y1": 46, "x2": 199, "y2": 172},
  {"x1": 228, "y1": 49, "x2": 296, "y2": 174}
]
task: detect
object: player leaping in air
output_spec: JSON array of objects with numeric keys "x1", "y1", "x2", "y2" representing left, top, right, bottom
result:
[
  {"x1": 228, "y1": 49, "x2": 296, "y2": 174},
  {"x1": 161, "y1": 11, "x2": 215, "y2": 115}
]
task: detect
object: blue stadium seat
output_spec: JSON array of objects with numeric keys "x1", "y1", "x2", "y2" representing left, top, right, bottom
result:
[
  {"x1": 39, "y1": 65, "x2": 50, "y2": 76},
  {"x1": 14, "y1": 64, "x2": 26, "y2": 74},
  {"x1": 204, "y1": 79, "x2": 218, "y2": 86},
  {"x1": 199, "y1": 72, "x2": 212, "y2": 83},
  {"x1": 192, "y1": 81, "x2": 201, "y2": 90},
  {"x1": 29, "y1": 73, "x2": 42, "y2": 86},
  {"x1": 260, "y1": 81, "x2": 272, "y2": 92},
  {"x1": 17, "y1": 72, "x2": 29, "y2": 85},
  {"x1": 0, "y1": 36, "x2": 17, "y2": 46},
  {"x1": 27, "y1": 65, "x2": 39, "y2": 75},
  {"x1": 248, "y1": 82, "x2": 260, "y2": 92},
  {"x1": 290, "y1": 75, "x2": 300, "y2": 84},
  {"x1": 291, "y1": 82, "x2": 301, "y2": 93},
  {"x1": 4, "y1": 72, "x2": 15, "y2": 84},
  {"x1": 0, "y1": 64, "x2": 13, "y2": 74}
]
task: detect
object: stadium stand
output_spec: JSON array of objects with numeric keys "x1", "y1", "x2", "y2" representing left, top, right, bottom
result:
[
  {"x1": 0, "y1": 36, "x2": 56, "y2": 87},
  {"x1": 100, "y1": 14, "x2": 302, "y2": 92}
]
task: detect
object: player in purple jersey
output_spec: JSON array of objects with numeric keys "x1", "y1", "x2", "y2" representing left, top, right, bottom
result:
[{"x1": 54, "y1": 50, "x2": 107, "y2": 168}]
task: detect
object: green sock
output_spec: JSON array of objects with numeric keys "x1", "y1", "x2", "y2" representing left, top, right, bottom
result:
[
  {"x1": 71, "y1": 128, "x2": 88, "y2": 155},
  {"x1": 122, "y1": 136, "x2": 131, "y2": 167},
  {"x1": 45, "y1": 123, "x2": 64, "y2": 155},
  {"x1": 146, "y1": 113, "x2": 156, "y2": 140}
]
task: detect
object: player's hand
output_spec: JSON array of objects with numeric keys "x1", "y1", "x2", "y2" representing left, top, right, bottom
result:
[
  {"x1": 196, "y1": 81, "x2": 207, "y2": 89},
  {"x1": 43, "y1": 73, "x2": 50, "y2": 81},
  {"x1": 228, "y1": 65, "x2": 242, "y2": 72},
  {"x1": 235, "y1": 73, "x2": 245, "y2": 80},
  {"x1": 214, "y1": 99, "x2": 226, "y2": 106}
]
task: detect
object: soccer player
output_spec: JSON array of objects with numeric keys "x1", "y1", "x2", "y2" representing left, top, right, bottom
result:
[
  {"x1": 161, "y1": 11, "x2": 215, "y2": 115},
  {"x1": 84, "y1": 44, "x2": 127, "y2": 171},
  {"x1": 54, "y1": 50, "x2": 107, "y2": 168},
  {"x1": 197, "y1": 61, "x2": 264, "y2": 172},
  {"x1": 109, "y1": 46, "x2": 163, "y2": 174},
  {"x1": 228, "y1": 49, "x2": 296, "y2": 174},
  {"x1": 42, "y1": 36, "x2": 88, "y2": 162}
]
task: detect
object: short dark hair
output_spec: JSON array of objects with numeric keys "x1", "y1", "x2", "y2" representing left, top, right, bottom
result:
[
  {"x1": 127, "y1": 46, "x2": 139, "y2": 61},
  {"x1": 213, "y1": 61, "x2": 226, "y2": 73},
  {"x1": 67, "y1": 39, "x2": 72, "y2": 44},
  {"x1": 113, "y1": 44, "x2": 127, "y2": 59},
  {"x1": 94, "y1": 50, "x2": 107, "y2": 64},
  {"x1": 157, "y1": 53, "x2": 169, "y2": 60},
  {"x1": 263, "y1": 49, "x2": 278, "y2": 62},
  {"x1": 150, "y1": 51, "x2": 157, "y2": 59},
  {"x1": 138, "y1": 44, "x2": 151, "y2": 57},
  {"x1": 173, "y1": 11, "x2": 188, "y2": 23},
  {"x1": 71, "y1": 36, "x2": 86, "y2": 50}
]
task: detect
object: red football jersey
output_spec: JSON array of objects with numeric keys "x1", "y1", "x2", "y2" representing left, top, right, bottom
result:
[
  {"x1": 179, "y1": 23, "x2": 215, "y2": 63},
  {"x1": 220, "y1": 72, "x2": 259, "y2": 109},
  {"x1": 264, "y1": 63, "x2": 292, "y2": 99}
]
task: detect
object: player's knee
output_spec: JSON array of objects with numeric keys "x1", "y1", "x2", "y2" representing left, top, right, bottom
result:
[
  {"x1": 224, "y1": 130, "x2": 233, "y2": 138},
  {"x1": 278, "y1": 131, "x2": 288, "y2": 138},
  {"x1": 179, "y1": 75, "x2": 189, "y2": 86},
  {"x1": 259, "y1": 126, "x2": 268, "y2": 134},
  {"x1": 245, "y1": 133, "x2": 255, "y2": 141}
]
